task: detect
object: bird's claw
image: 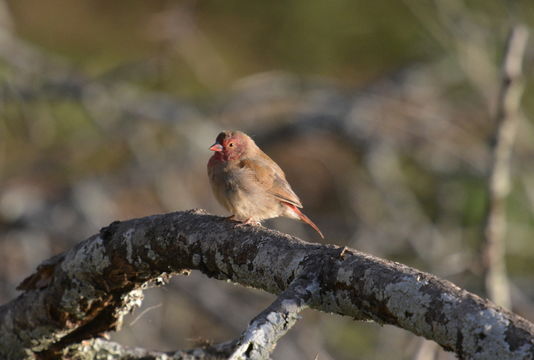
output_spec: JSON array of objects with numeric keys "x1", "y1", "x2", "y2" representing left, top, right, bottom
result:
[
  {"x1": 237, "y1": 218, "x2": 262, "y2": 227},
  {"x1": 225, "y1": 216, "x2": 261, "y2": 227}
]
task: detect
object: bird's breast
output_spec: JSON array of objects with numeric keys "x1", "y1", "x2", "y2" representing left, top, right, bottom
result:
[{"x1": 208, "y1": 160, "x2": 281, "y2": 220}]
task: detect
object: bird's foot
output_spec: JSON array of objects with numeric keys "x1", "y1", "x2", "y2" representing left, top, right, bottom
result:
[
  {"x1": 246, "y1": 218, "x2": 262, "y2": 226},
  {"x1": 224, "y1": 215, "x2": 261, "y2": 227},
  {"x1": 337, "y1": 246, "x2": 349, "y2": 259},
  {"x1": 237, "y1": 217, "x2": 261, "y2": 227}
]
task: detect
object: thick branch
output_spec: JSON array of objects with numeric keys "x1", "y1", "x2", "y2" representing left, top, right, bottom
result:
[
  {"x1": 482, "y1": 25, "x2": 529, "y2": 308},
  {"x1": 1, "y1": 209, "x2": 533, "y2": 359}
]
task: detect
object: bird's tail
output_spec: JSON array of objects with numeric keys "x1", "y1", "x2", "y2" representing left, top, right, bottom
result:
[{"x1": 284, "y1": 203, "x2": 324, "y2": 239}]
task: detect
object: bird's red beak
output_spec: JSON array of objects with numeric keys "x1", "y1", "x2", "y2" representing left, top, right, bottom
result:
[{"x1": 210, "y1": 143, "x2": 223, "y2": 152}]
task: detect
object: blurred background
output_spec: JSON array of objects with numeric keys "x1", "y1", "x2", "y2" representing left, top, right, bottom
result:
[{"x1": 1, "y1": 0, "x2": 533, "y2": 359}]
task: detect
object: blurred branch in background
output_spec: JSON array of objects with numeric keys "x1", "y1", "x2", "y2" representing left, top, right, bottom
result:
[
  {"x1": 0, "y1": 0, "x2": 12, "y2": 32},
  {"x1": 403, "y1": 0, "x2": 498, "y2": 105},
  {"x1": 404, "y1": 0, "x2": 531, "y2": 333},
  {"x1": 147, "y1": 2, "x2": 231, "y2": 91},
  {"x1": 481, "y1": 25, "x2": 529, "y2": 309}
]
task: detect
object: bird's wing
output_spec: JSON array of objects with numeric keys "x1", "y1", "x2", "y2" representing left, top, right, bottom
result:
[{"x1": 239, "y1": 157, "x2": 303, "y2": 208}]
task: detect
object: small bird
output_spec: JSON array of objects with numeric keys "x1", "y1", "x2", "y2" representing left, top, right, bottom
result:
[{"x1": 207, "y1": 130, "x2": 324, "y2": 238}]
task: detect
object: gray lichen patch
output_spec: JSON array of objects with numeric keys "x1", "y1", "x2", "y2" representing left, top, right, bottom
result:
[
  {"x1": 336, "y1": 266, "x2": 354, "y2": 286},
  {"x1": 460, "y1": 308, "x2": 522, "y2": 360},
  {"x1": 123, "y1": 229, "x2": 135, "y2": 264},
  {"x1": 26, "y1": 322, "x2": 69, "y2": 352},
  {"x1": 384, "y1": 277, "x2": 433, "y2": 334},
  {"x1": 122, "y1": 227, "x2": 150, "y2": 266},
  {"x1": 61, "y1": 236, "x2": 111, "y2": 277},
  {"x1": 231, "y1": 311, "x2": 286, "y2": 359},
  {"x1": 59, "y1": 280, "x2": 109, "y2": 321},
  {"x1": 144, "y1": 244, "x2": 158, "y2": 262},
  {"x1": 191, "y1": 254, "x2": 201, "y2": 267},
  {"x1": 214, "y1": 251, "x2": 232, "y2": 277}
]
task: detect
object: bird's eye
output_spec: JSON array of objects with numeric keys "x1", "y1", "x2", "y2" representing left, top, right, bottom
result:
[{"x1": 229, "y1": 142, "x2": 234, "y2": 147}]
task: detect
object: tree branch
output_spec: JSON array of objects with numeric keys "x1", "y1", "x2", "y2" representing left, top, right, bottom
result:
[
  {"x1": 63, "y1": 338, "x2": 235, "y2": 360},
  {"x1": 228, "y1": 274, "x2": 317, "y2": 360},
  {"x1": 1, "y1": 209, "x2": 533, "y2": 359}
]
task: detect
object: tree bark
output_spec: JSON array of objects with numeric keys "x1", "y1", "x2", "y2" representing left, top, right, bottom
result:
[{"x1": 1, "y1": 209, "x2": 533, "y2": 359}]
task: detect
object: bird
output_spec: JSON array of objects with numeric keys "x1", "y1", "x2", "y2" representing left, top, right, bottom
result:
[{"x1": 207, "y1": 130, "x2": 324, "y2": 239}]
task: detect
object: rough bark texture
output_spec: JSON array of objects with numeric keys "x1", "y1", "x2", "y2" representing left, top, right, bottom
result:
[
  {"x1": 63, "y1": 338, "x2": 235, "y2": 360},
  {"x1": 228, "y1": 275, "x2": 316, "y2": 360},
  {"x1": 1, "y1": 209, "x2": 533, "y2": 359}
]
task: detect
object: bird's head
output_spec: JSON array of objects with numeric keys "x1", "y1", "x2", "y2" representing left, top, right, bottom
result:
[{"x1": 209, "y1": 130, "x2": 253, "y2": 161}]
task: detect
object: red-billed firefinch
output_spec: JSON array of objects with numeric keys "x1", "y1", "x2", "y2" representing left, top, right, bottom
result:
[{"x1": 207, "y1": 130, "x2": 324, "y2": 238}]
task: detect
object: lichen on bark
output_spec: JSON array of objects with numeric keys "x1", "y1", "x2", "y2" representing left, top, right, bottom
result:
[{"x1": 0, "y1": 210, "x2": 533, "y2": 360}]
